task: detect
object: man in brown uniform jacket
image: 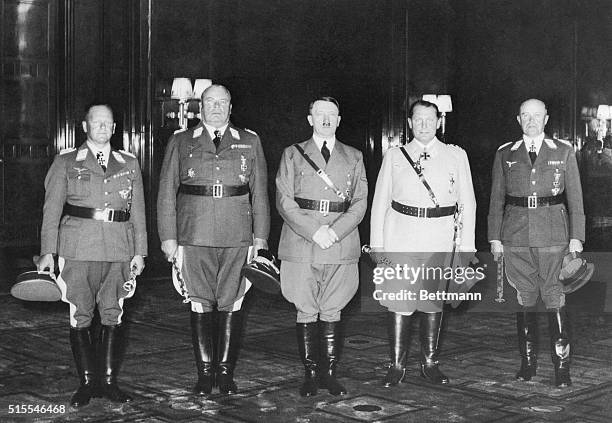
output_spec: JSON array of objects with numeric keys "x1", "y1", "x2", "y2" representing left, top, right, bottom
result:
[
  {"x1": 276, "y1": 96, "x2": 367, "y2": 397},
  {"x1": 157, "y1": 84, "x2": 270, "y2": 396},
  {"x1": 38, "y1": 102, "x2": 147, "y2": 407},
  {"x1": 488, "y1": 98, "x2": 585, "y2": 388}
]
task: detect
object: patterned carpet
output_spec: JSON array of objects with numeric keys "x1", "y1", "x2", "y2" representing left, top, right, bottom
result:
[{"x1": 0, "y1": 255, "x2": 611, "y2": 423}]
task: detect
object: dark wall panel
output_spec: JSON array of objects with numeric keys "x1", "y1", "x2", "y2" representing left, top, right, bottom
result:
[{"x1": 0, "y1": 0, "x2": 56, "y2": 246}]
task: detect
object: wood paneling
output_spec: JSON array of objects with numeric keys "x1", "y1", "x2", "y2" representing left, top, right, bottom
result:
[{"x1": 0, "y1": 0, "x2": 56, "y2": 246}]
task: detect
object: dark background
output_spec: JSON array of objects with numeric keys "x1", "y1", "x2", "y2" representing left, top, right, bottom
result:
[{"x1": 0, "y1": 0, "x2": 610, "y2": 257}]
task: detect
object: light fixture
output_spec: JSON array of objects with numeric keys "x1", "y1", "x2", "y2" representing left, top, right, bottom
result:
[
  {"x1": 422, "y1": 94, "x2": 437, "y2": 104},
  {"x1": 170, "y1": 78, "x2": 193, "y2": 129},
  {"x1": 596, "y1": 104, "x2": 611, "y2": 120},
  {"x1": 193, "y1": 79, "x2": 212, "y2": 100},
  {"x1": 163, "y1": 78, "x2": 212, "y2": 129},
  {"x1": 421, "y1": 94, "x2": 453, "y2": 136},
  {"x1": 171, "y1": 78, "x2": 193, "y2": 101}
]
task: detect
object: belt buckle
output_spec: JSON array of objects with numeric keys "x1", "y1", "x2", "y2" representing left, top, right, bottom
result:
[
  {"x1": 105, "y1": 208, "x2": 115, "y2": 222},
  {"x1": 417, "y1": 208, "x2": 427, "y2": 218},
  {"x1": 319, "y1": 199, "x2": 330, "y2": 215},
  {"x1": 212, "y1": 184, "x2": 223, "y2": 198},
  {"x1": 95, "y1": 208, "x2": 114, "y2": 222},
  {"x1": 527, "y1": 195, "x2": 537, "y2": 209}
]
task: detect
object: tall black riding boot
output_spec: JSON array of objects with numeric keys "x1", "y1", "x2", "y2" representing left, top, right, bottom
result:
[
  {"x1": 296, "y1": 322, "x2": 319, "y2": 397},
  {"x1": 383, "y1": 312, "x2": 411, "y2": 387},
  {"x1": 217, "y1": 311, "x2": 242, "y2": 394},
  {"x1": 516, "y1": 311, "x2": 538, "y2": 381},
  {"x1": 548, "y1": 307, "x2": 572, "y2": 387},
  {"x1": 191, "y1": 311, "x2": 215, "y2": 395},
  {"x1": 419, "y1": 312, "x2": 449, "y2": 384},
  {"x1": 319, "y1": 321, "x2": 347, "y2": 395},
  {"x1": 70, "y1": 327, "x2": 96, "y2": 407},
  {"x1": 99, "y1": 325, "x2": 133, "y2": 402}
]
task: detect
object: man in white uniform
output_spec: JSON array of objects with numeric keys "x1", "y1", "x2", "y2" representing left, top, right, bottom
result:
[{"x1": 370, "y1": 99, "x2": 476, "y2": 386}]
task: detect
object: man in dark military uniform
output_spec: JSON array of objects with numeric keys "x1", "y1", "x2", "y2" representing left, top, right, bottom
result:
[
  {"x1": 488, "y1": 98, "x2": 585, "y2": 388},
  {"x1": 38, "y1": 102, "x2": 147, "y2": 407},
  {"x1": 579, "y1": 119, "x2": 612, "y2": 250},
  {"x1": 157, "y1": 84, "x2": 270, "y2": 396},
  {"x1": 276, "y1": 96, "x2": 367, "y2": 397}
]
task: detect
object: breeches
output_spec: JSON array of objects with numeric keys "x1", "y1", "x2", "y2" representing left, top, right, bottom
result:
[
  {"x1": 504, "y1": 245, "x2": 566, "y2": 309},
  {"x1": 57, "y1": 259, "x2": 134, "y2": 328},
  {"x1": 280, "y1": 262, "x2": 358, "y2": 323},
  {"x1": 180, "y1": 245, "x2": 250, "y2": 312}
]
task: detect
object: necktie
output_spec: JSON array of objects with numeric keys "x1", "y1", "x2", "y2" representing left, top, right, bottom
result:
[
  {"x1": 213, "y1": 130, "x2": 222, "y2": 149},
  {"x1": 529, "y1": 142, "x2": 537, "y2": 164},
  {"x1": 321, "y1": 141, "x2": 330, "y2": 163},
  {"x1": 96, "y1": 151, "x2": 106, "y2": 172}
]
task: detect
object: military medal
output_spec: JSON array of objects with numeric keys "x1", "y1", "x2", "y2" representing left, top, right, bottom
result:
[
  {"x1": 449, "y1": 172, "x2": 456, "y2": 193},
  {"x1": 415, "y1": 159, "x2": 423, "y2": 174},
  {"x1": 552, "y1": 168, "x2": 561, "y2": 195},
  {"x1": 187, "y1": 168, "x2": 195, "y2": 178},
  {"x1": 119, "y1": 188, "x2": 132, "y2": 200},
  {"x1": 238, "y1": 154, "x2": 248, "y2": 184}
]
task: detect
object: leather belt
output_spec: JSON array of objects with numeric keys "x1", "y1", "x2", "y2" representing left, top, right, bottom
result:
[
  {"x1": 391, "y1": 201, "x2": 457, "y2": 218},
  {"x1": 179, "y1": 184, "x2": 249, "y2": 198},
  {"x1": 505, "y1": 193, "x2": 565, "y2": 209},
  {"x1": 294, "y1": 197, "x2": 349, "y2": 214},
  {"x1": 63, "y1": 204, "x2": 130, "y2": 222}
]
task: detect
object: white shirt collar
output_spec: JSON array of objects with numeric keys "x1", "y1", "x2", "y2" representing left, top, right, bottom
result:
[
  {"x1": 312, "y1": 134, "x2": 336, "y2": 152},
  {"x1": 203, "y1": 122, "x2": 229, "y2": 139},
  {"x1": 86, "y1": 141, "x2": 111, "y2": 163},
  {"x1": 523, "y1": 133, "x2": 545, "y2": 154}
]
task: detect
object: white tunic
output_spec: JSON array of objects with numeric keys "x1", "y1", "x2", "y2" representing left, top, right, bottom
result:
[{"x1": 370, "y1": 138, "x2": 476, "y2": 252}]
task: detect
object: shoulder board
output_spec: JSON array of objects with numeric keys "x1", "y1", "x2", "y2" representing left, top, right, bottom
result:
[
  {"x1": 555, "y1": 138, "x2": 572, "y2": 147},
  {"x1": 497, "y1": 141, "x2": 513, "y2": 151},
  {"x1": 245, "y1": 128, "x2": 258, "y2": 136},
  {"x1": 59, "y1": 147, "x2": 76, "y2": 155},
  {"x1": 173, "y1": 128, "x2": 187, "y2": 135},
  {"x1": 119, "y1": 149, "x2": 136, "y2": 158},
  {"x1": 446, "y1": 143, "x2": 465, "y2": 152}
]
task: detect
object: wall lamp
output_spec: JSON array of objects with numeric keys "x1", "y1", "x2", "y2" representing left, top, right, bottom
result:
[
  {"x1": 422, "y1": 94, "x2": 453, "y2": 136},
  {"x1": 596, "y1": 104, "x2": 611, "y2": 141},
  {"x1": 162, "y1": 78, "x2": 212, "y2": 129}
]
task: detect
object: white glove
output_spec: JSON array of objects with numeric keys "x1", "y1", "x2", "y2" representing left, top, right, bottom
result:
[
  {"x1": 490, "y1": 240, "x2": 503, "y2": 262},
  {"x1": 569, "y1": 239, "x2": 583, "y2": 254}
]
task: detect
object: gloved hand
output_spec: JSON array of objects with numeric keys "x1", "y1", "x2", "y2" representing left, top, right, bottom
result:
[
  {"x1": 490, "y1": 240, "x2": 503, "y2": 262},
  {"x1": 569, "y1": 239, "x2": 583, "y2": 254}
]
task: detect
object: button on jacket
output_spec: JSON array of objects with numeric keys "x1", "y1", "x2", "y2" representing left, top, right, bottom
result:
[
  {"x1": 276, "y1": 138, "x2": 368, "y2": 264},
  {"x1": 40, "y1": 144, "x2": 147, "y2": 261},
  {"x1": 157, "y1": 122, "x2": 270, "y2": 247},
  {"x1": 488, "y1": 137, "x2": 585, "y2": 247}
]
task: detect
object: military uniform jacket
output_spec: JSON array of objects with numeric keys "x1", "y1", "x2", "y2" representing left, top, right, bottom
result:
[
  {"x1": 487, "y1": 137, "x2": 585, "y2": 247},
  {"x1": 157, "y1": 122, "x2": 270, "y2": 247},
  {"x1": 580, "y1": 137, "x2": 612, "y2": 217},
  {"x1": 276, "y1": 138, "x2": 368, "y2": 264},
  {"x1": 370, "y1": 139, "x2": 476, "y2": 252},
  {"x1": 40, "y1": 144, "x2": 147, "y2": 261}
]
